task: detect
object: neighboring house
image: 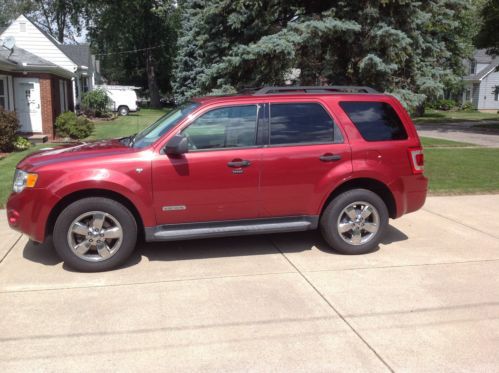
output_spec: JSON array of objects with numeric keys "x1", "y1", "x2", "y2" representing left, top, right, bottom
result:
[
  {"x1": 0, "y1": 15, "x2": 103, "y2": 139},
  {"x1": 462, "y1": 49, "x2": 499, "y2": 112}
]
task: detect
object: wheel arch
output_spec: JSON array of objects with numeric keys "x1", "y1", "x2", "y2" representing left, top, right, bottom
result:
[
  {"x1": 46, "y1": 189, "x2": 145, "y2": 240},
  {"x1": 320, "y1": 178, "x2": 397, "y2": 219}
]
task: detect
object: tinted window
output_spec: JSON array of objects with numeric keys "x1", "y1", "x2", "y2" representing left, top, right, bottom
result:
[
  {"x1": 270, "y1": 103, "x2": 336, "y2": 145},
  {"x1": 340, "y1": 101, "x2": 408, "y2": 141},
  {"x1": 182, "y1": 105, "x2": 257, "y2": 150}
]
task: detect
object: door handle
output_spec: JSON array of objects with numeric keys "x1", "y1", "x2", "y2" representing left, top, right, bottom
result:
[
  {"x1": 227, "y1": 159, "x2": 251, "y2": 168},
  {"x1": 320, "y1": 153, "x2": 342, "y2": 162}
]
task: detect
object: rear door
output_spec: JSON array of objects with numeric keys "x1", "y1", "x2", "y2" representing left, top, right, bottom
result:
[{"x1": 259, "y1": 101, "x2": 352, "y2": 218}]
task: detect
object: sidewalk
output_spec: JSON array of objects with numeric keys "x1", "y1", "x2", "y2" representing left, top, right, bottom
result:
[
  {"x1": 416, "y1": 122, "x2": 499, "y2": 147},
  {"x1": 1, "y1": 195, "x2": 499, "y2": 372},
  {"x1": 0, "y1": 212, "x2": 22, "y2": 263}
]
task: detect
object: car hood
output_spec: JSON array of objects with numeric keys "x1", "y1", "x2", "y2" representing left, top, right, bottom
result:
[{"x1": 17, "y1": 139, "x2": 138, "y2": 170}]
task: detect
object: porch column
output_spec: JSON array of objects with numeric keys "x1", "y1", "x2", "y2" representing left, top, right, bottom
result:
[{"x1": 39, "y1": 76, "x2": 55, "y2": 139}]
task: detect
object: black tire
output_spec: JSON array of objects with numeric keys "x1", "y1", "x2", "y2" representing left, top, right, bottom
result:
[
  {"x1": 320, "y1": 189, "x2": 388, "y2": 255},
  {"x1": 118, "y1": 106, "x2": 129, "y2": 116},
  {"x1": 53, "y1": 197, "x2": 137, "y2": 272}
]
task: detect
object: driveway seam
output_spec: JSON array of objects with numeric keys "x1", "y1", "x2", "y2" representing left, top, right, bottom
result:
[
  {"x1": 422, "y1": 208, "x2": 499, "y2": 240},
  {"x1": 303, "y1": 257, "x2": 499, "y2": 273},
  {"x1": 0, "y1": 234, "x2": 22, "y2": 264},
  {"x1": 0, "y1": 270, "x2": 297, "y2": 294},
  {"x1": 269, "y1": 238, "x2": 394, "y2": 373}
]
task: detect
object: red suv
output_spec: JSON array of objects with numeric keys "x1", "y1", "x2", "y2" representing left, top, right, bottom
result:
[{"x1": 7, "y1": 86, "x2": 427, "y2": 271}]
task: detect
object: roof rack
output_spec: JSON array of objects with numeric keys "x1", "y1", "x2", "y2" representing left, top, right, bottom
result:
[{"x1": 253, "y1": 86, "x2": 379, "y2": 95}]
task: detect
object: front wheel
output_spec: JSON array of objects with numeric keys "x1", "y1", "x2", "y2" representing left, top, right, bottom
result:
[
  {"x1": 320, "y1": 189, "x2": 388, "y2": 255},
  {"x1": 53, "y1": 197, "x2": 137, "y2": 272}
]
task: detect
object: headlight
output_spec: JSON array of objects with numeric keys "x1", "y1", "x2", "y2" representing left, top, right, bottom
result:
[{"x1": 12, "y1": 169, "x2": 38, "y2": 193}]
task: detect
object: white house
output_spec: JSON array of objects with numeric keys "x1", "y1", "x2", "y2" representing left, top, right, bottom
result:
[
  {"x1": 462, "y1": 49, "x2": 499, "y2": 112},
  {"x1": 0, "y1": 15, "x2": 103, "y2": 138}
]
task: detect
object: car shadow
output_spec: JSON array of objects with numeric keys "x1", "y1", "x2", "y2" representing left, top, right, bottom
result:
[{"x1": 22, "y1": 225, "x2": 409, "y2": 270}]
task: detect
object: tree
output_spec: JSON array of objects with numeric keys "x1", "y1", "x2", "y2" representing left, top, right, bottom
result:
[
  {"x1": 88, "y1": 0, "x2": 179, "y2": 108},
  {"x1": 475, "y1": 0, "x2": 499, "y2": 53},
  {"x1": 22, "y1": 0, "x2": 89, "y2": 43},
  {"x1": 174, "y1": 0, "x2": 474, "y2": 113},
  {"x1": 0, "y1": 1, "x2": 30, "y2": 27}
]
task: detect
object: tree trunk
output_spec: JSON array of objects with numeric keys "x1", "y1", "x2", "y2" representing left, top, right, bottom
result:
[{"x1": 146, "y1": 49, "x2": 161, "y2": 108}]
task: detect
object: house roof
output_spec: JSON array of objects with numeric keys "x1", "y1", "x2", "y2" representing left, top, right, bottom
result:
[
  {"x1": 0, "y1": 46, "x2": 57, "y2": 68},
  {"x1": 464, "y1": 50, "x2": 499, "y2": 82},
  {"x1": 473, "y1": 49, "x2": 495, "y2": 64},
  {"x1": 23, "y1": 16, "x2": 92, "y2": 69},
  {"x1": 59, "y1": 44, "x2": 90, "y2": 67}
]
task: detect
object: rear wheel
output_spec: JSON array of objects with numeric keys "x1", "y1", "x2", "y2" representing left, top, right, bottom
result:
[
  {"x1": 118, "y1": 106, "x2": 129, "y2": 116},
  {"x1": 53, "y1": 197, "x2": 137, "y2": 272},
  {"x1": 320, "y1": 189, "x2": 388, "y2": 255}
]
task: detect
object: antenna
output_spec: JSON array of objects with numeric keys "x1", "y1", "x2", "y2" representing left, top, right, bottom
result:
[{"x1": 1, "y1": 36, "x2": 16, "y2": 50}]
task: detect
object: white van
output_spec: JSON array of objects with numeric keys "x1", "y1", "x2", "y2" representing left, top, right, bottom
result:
[{"x1": 98, "y1": 85, "x2": 140, "y2": 116}]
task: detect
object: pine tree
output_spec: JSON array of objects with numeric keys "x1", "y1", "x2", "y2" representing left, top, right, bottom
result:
[{"x1": 173, "y1": 0, "x2": 475, "y2": 112}]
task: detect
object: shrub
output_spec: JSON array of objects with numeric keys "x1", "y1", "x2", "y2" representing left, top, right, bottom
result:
[
  {"x1": 55, "y1": 112, "x2": 94, "y2": 139},
  {"x1": 459, "y1": 102, "x2": 475, "y2": 112},
  {"x1": 0, "y1": 107, "x2": 20, "y2": 152},
  {"x1": 433, "y1": 99, "x2": 457, "y2": 111},
  {"x1": 13, "y1": 136, "x2": 31, "y2": 151},
  {"x1": 81, "y1": 89, "x2": 110, "y2": 117}
]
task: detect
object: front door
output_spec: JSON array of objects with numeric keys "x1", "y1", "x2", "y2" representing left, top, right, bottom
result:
[
  {"x1": 152, "y1": 104, "x2": 262, "y2": 225},
  {"x1": 14, "y1": 78, "x2": 42, "y2": 133}
]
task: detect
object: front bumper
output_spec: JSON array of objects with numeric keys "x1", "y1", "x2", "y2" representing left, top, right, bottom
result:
[{"x1": 6, "y1": 188, "x2": 60, "y2": 243}]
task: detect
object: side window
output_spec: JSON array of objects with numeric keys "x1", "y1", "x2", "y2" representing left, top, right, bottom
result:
[
  {"x1": 340, "y1": 101, "x2": 408, "y2": 141},
  {"x1": 270, "y1": 103, "x2": 339, "y2": 145},
  {"x1": 182, "y1": 105, "x2": 258, "y2": 150}
]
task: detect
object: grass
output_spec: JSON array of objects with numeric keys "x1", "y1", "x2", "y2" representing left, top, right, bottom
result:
[
  {"x1": 0, "y1": 144, "x2": 56, "y2": 208},
  {"x1": 1, "y1": 109, "x2": 499, "y2": 208},
  {"x1": 414, "y1": 109, "x2": 499, "y2": 124},
  {"x1": 87, "y1": 108, "x2": 169, "y2": 140},
  {"x1": 425, "y1": 148, "x2": 499, "y2": 194}
]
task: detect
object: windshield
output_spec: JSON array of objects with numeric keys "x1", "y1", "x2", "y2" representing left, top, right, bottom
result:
[{"x1": 132, "y1": 102, "x2": 200, "y2": 148}]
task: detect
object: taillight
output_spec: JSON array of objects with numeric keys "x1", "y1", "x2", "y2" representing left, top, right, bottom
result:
[{"x1": 408, "y1": 147, "x2": 424, "y2": 174}]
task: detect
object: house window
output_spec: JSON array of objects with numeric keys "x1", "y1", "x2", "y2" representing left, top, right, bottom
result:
[
  {"x1": 19, "y1": 22, "x2": 26, "y2": 32},
  {"x1": 0, "y1": 77, "x2": 7, "y2": 109},
  {"x1": 470, "y1": 60, "x2": 476, "y2": 75},
  {"x1": 465, "y1": 88, "x2": 471, "y2": 102},
  {"x1": 495, "y1": 86, "x2": 499, "y2": 102}
]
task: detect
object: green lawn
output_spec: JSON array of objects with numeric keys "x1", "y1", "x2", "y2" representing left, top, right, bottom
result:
[
  {"x1": 1, "y1": 110, "x2": 499, "y2": 208},
  {"x1": 0, "y1": 144, "x2": 56, "y2": 208},
  {"x1": 414, "y1": 109, "x2": 499, "y2": 124},
  {"x1": 87, "y1": 108, "x2": 169, "y2": 140},
  {"x1": 425, "y1": 148, "x2": 499, "y2": 194}
]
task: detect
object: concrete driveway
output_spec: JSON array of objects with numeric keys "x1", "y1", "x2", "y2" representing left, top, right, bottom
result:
[
  {"x1": 416, "y1": 123, "x2": 499, "y2": 147},
  {"x1": 1, "y1": 195, "x2": 499, "y2": 372}
]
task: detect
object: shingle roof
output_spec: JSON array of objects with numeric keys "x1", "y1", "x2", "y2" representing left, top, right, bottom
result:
[
  {"x1": 0, "y1": 46, "x2": 57, "y2": 68},
  {"x1": 473, "y1": 49, "x2": 494, "y2": 64},
  {"x1": 59, "y1": 44, "x2": 91, "y2": 67}
]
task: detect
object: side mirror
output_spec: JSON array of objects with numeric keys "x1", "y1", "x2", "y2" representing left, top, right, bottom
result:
[{"x1": 164, "y1": 134, "x2": 189, "y2": 156}]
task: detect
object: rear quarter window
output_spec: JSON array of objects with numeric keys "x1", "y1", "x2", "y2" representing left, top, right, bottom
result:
[{"x1": 339, "y1": 101, "x2": 408, "y2": 141}]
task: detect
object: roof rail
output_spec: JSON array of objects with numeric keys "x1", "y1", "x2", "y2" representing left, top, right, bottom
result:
[{"x1": 253, "y1": 86, "x2": 379, "y2": 95}]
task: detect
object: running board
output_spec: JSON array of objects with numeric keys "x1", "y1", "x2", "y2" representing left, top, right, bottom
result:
[{"x1": 144, "y1": 216, "x2": 319, "y2": 242}]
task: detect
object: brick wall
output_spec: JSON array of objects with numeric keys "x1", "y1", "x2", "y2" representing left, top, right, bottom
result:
[{"x1": 38, "y1": 74, "x2": 54, "y2": 138}]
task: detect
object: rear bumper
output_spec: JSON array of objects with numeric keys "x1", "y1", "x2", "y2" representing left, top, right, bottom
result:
[
  {"x1": 392, "y1": 174, "x2": 428, "y2": 218},
  {"x1": 6, "y1": 188, "x2": 60, "y2": 243}
]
